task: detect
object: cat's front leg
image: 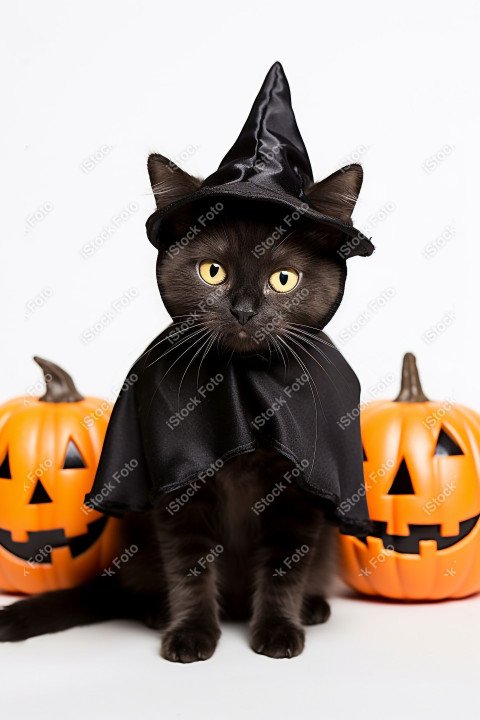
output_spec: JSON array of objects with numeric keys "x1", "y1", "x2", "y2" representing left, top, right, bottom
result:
[
  {"x1": 250, "y1": 485, "x2": 321, "y2": 659},
  {"x1": 156, "y1": 500, "x2": 221, "y2": 663}
]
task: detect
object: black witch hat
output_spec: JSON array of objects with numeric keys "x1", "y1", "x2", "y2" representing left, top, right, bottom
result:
[{"x1": 146, "y1": 62, "x2": 374, "y2": 257}]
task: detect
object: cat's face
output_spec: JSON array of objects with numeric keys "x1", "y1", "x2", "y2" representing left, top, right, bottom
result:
[
  {"x1": 157, "y1": 201, "x2": 346, "y2": 353},
  {"x1": 148, "y1": 154, "x2": 364, "y2": 355}
]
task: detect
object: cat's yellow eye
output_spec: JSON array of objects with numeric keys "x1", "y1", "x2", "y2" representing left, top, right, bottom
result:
[
  {"x1": 198, "y1": 260, "x2": 227, "y2": 286},
  {"x1": 268, "y1": 268, "x2": 299, "y2": 293}
]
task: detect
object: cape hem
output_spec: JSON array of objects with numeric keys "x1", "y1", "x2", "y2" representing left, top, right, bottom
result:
[{"x1": 86, "y1": 437, "x2": 371, "y2": 535}]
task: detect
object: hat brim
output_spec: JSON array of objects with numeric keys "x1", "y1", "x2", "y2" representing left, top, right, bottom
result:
[{"x1": 146, "y1": 182, "x2": 374, "y2": 258}]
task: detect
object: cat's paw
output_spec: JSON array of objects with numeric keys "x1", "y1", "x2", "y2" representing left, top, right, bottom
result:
[
  {"x1": 250, "y1": 619, "x2": 305, "y2": 659},
  {"x1": 161, "y1": 625, "x2": 219, "y2": 663},
  {"x1": 0, "y1": 603, "x2": 32, "y2": 642},
  {"x1": 301, "y1": 595, "x2": 331, "y2": 625}
]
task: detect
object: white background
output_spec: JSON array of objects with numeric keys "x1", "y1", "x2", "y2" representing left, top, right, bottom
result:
[{"x1": 1, "y1": 1, "x2": 480, "y2": 718}]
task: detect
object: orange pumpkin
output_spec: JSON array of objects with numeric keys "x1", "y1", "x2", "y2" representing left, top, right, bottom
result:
[
  {"x1": 340, "y1": 352, "x2": 480, "y2": 600},
  {"x1": 0, "y1": 357, "x2": 120, "y2": 594}
]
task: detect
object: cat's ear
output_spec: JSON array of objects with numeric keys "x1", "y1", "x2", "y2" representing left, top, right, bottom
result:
[
  {"x1": 147, "y1": 154, "x2": 202, "y2": 210},
  {"x1": 305, "y1": 164, "x2": 363, "y2": 224}
]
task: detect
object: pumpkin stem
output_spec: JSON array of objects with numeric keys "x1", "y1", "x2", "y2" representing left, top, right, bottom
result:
[
  {"x1": 33, "y1": 357, "x2": 84, "y2": 403},
  {"x1": 394, "y1": 352, "x2": 429, "y2": 402}
]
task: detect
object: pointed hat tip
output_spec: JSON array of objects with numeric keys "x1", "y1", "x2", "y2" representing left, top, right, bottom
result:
[
  {"x1": 268, "y1": 61, "x2": 285, "y2": 76},
  {"x1": 261, "y1": 61, "x2": 290, "y2": 98}
]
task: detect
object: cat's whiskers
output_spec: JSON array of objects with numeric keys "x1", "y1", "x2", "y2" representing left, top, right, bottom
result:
[
  {"x1": 160, "y1": 329, "x2": 212, "y2": 383},
  {"x1": 265, "y1": 338, "x2": 273, "y2": 364},
  {"x1": 276, "y1": 334, "x2": 321, "y2": 480},
  {"x1": 286, "y1": 322, "x2": 337, "y2": 348},
  {"x1": 151, "y1": 178, "x2": 176, "y2": 198},
  {"x1": 214, "y1": 333, "x2": 223, "y2": 355},
  {"x1": 285, "y1": 326, "x2": 349, "y2": 384},
  {"x1": 143, "y1": 328, "x2": 212, "y2": 421},
  {"x1": 196, "y1": 331, "x2": 219, "y2": 389},
  {"x1": 138, "y1": 319, "x2": 211, "y2": 367},
  {"x1": 269, "y1": 334, "x2": 288, "y2": 378},
  {"x1": 285, "y1": 325, "x2": 335, "y2": 368},
  {"x1": 271, "y1": 229, "x2": 297, "y2": 251},
  {"x1": 145, "y1": 324, "x2": 212, "y2": 369},
  {"x1": 283, "y1": 330, "x2": 340, "y2": 397},
  {"x1": 169, "y1": 313, "x2": 210, "y2": 320},
  {"x1": 177, "y1": 330, "x2": 215, "y2": 408}
]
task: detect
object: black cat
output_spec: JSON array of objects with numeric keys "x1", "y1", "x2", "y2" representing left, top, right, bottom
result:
[
  {"x1": 0, "y1": 63, "x2": 372, "y2": 661},
  {"x1": 0, "y1": 154, "x2": 365, "y2": 660}
]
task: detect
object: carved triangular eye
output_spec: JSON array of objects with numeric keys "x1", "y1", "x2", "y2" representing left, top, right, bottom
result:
[
  {"x1": 388, "y1": 459, "x2": 415, "y2": 495},
  {"x1": 434, "y1": 428, "x2": 463, "y2": 456},
  {"x1": 62, "y1": 440, "x2": 86, "y2": 469},
  {"x1": 0, "y1": 451, "x2": 11, "y2": 479},
  {"x1": 362, "y1": 446, "x2": 368, "y2": 461},
  {"x1": 29, "y1": 479, "x2": 53, "y2": 505}
]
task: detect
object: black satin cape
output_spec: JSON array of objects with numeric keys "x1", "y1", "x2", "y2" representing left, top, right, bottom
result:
[{"x1": 85, "y1": 328, "x2": 370, "y2": 535}]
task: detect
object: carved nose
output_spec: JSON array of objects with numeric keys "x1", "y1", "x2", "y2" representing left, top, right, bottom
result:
[
  {"x1": 29, "y1": 478, "x2": 53, "y2": 505},
  {"x1": 230, "y1": 307, "x2": 257, "y2": 325}
]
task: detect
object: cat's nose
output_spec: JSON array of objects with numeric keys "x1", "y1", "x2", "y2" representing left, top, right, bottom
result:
[{"x1": 230, "y1": 307, "x2": 257, "y2": 325}]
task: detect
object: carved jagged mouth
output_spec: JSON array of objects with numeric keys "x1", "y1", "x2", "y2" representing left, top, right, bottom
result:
[
  {"x1": 359, "y1": 514, "x2": 480, "y2": 554},
  {"x1": 0, "y1": 516, "x2": 108, "y2": 563}
]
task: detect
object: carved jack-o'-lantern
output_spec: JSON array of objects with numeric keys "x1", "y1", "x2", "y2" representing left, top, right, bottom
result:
[
  {"x1": 340, "y1": 353, "x2": 480, "y2": 600},
  {"x1": 0, "y1": 358, "x2": 119, "y2": 594}
]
